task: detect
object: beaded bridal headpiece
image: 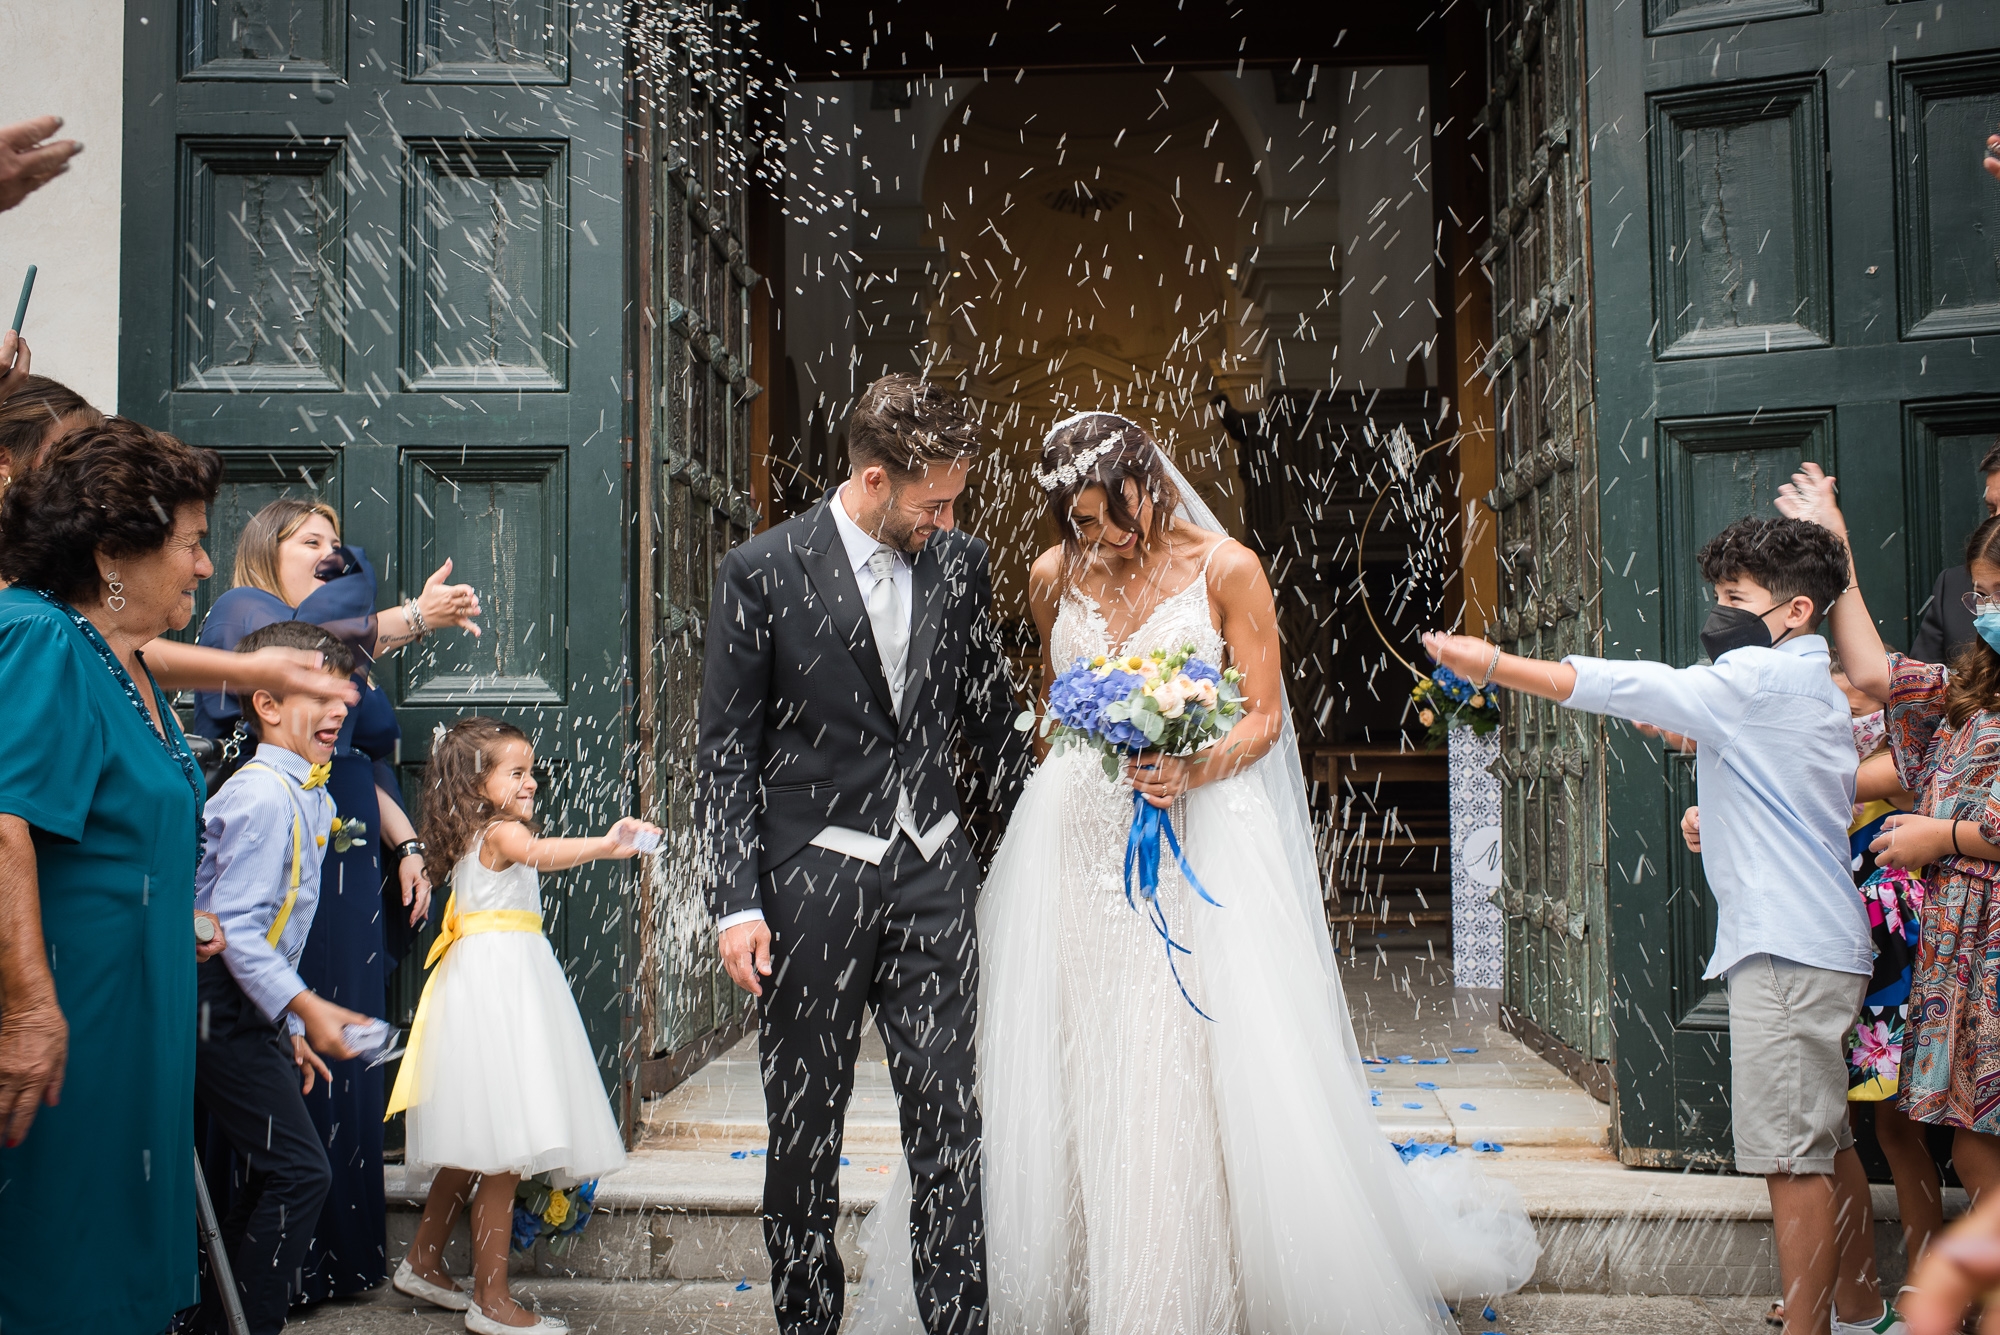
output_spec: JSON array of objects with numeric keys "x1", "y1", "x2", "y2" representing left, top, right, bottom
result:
[{"x1": 1031, "y1": 411, "x2": 1139, "y2": 492}]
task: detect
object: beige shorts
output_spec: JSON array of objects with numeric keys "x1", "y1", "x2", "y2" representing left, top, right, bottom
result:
[{"x1": 1725, "y1": 954, "x2": 1867, "y2": 1176}]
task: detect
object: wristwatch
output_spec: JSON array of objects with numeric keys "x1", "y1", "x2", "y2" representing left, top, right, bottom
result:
[{"x1": 394, "y1": 839, "x2": 425, "y2": 862}]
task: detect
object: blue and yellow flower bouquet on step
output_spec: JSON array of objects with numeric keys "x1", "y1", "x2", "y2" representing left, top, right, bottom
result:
[{"x1": 510, "y1": 1175, "x2": 600, "y2": 1255}]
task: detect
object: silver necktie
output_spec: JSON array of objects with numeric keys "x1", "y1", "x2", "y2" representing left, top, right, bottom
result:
[{"x1": 867, "y1": 546, "x2": 908, "y2": 705}]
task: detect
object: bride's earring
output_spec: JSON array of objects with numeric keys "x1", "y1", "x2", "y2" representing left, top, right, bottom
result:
[{"x1": 106, "y1": 570, "x2": 126, "y2": 612}]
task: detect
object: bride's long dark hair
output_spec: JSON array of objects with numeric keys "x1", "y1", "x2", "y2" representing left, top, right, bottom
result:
[{"x1": 1038, "y1": 412, "x2": 1182, "y2": 557}]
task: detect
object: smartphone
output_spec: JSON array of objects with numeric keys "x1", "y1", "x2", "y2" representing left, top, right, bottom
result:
[{"x1": 11, "y1": 265, "x2": 35, "y2": 336}]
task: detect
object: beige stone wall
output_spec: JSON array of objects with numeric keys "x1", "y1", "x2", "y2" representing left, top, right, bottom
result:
[{"x1": 0, "y1": 0, "x2": 124, "y2": 414}]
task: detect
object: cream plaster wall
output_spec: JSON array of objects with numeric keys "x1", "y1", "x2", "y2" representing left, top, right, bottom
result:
[{"x1": 0, "y1": 0, "x2": 125, "y2": 413}]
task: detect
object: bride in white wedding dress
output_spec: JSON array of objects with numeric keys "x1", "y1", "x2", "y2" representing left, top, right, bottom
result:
[{"x1": 850, "y1": 411, "x2": 1538, "y2": 1334}]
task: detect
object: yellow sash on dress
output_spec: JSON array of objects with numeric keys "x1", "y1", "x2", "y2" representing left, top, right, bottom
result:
[{"x1": 384, "y1": 889, "x2": 543, "y2": 1117}]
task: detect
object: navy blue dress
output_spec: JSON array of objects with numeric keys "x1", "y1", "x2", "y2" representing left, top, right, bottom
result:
[{"x1": 193, "y1": 548, "x2": 407, "y2": 1301}]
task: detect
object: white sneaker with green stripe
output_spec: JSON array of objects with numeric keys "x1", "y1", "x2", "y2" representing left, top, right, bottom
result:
[{"x1": 1830, "y1": 1303, "x2": 1905, "y2": 1335}]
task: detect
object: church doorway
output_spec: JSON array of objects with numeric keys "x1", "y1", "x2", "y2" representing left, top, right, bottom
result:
[{"x1": 770, "y1": 61, "x2": 1464, "y2": 960}]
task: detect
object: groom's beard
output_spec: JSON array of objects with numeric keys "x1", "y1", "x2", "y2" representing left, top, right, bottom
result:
[{"x1": 866, "y1": 492, "x2": 930, "y2": 554}]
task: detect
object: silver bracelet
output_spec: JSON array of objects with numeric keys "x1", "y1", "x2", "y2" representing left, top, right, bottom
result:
[
  {"x1": 403, "y1": 597, "x2": 428, "y2": 638},
  {"x1": 1479, "y1": 643, "x2": 1502, "y2": 689}
]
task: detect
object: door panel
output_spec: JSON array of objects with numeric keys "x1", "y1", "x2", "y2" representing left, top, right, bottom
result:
[
  {"x1": 125, "y1": 0, "x2": 631, "y2": 1119},
  {"x1": 1896, "y1": 57, "x2": 2000, "y2": 340},
  {"x1": 1482, "y1": 0, "x2": 1613, "y2": 1088},
  {"x1": 1648, "y1": 78, "x2": 1831, "y2": 357},
  {"x1": 177, "y1": 137, "x2": 346, "y2": 391},
  {"x1": 1659, "y1": 412, "x2": 1834, "y2": 665},
  {"x1": 629, "y1": 17, "x2": 765, "y2": 1074},
  {"x1": 1586, "y1": 0, "x2": 2000, "y2": 1164},
  {"x1": 1906, "y1": 398, "x2": 2000, "y2": 617}
]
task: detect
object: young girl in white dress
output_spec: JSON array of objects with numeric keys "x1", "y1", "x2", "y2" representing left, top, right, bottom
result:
[{"x1": 388, "y1": 716, "x2": 659, "y2": 1334}]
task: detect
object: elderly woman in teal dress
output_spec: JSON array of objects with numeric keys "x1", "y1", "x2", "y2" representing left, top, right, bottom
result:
[{"x1": 0, "y1": 419, "x2": 225, "y2": 1335}]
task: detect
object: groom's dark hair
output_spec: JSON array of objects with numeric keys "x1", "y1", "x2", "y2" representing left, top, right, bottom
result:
[{"x1": 846, "y1": 374, "x2": 987, "y2": 478}]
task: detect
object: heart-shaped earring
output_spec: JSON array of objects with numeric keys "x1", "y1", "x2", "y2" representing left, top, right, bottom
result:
[{"x1": 106, "y1": 570, "x2": 126, "y2": 612}]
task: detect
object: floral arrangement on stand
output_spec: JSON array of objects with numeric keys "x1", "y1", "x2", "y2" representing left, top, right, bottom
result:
[
  {"x1": 1411, "y1": 665, "x2": 1501, "y2": 750},
  {"x1": 510, "y1": 1174, "x2": 599, "y2": 1255}
]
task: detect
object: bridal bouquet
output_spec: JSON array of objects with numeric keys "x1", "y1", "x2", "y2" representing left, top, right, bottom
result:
[
  {"x1": 1025, "y1": 646, "x2": 1246, "y2": 777},
  {"x1": 1019, "y1": 646, "x2": 1246, "y2": 1018}
]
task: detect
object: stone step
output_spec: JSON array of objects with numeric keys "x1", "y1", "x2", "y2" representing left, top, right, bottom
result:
[
  {"x1": 384, "y1": 1148, "x2": 1965, "y2": 1297},
  {"x1": 634, "y1": 1039, "x2": 1613, "y2": 1154},
  {"x1": 286, "y1": 1279, "x2": 1796, "y2": 1334}
]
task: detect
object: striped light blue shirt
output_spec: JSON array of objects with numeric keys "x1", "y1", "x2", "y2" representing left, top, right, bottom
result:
[{"x1": 1562, "y1": 635, "x2": 1872, "y2": 980}]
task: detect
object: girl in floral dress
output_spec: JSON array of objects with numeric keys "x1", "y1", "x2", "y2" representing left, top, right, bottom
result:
[{"x1": 1789, "y1": 471, "x2": 2000, "y2": 1200}]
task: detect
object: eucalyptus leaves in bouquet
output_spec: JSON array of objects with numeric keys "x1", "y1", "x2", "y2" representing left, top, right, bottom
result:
[{"x1": 1411, "y1": 664, "x2": 1501, "y2": 750}]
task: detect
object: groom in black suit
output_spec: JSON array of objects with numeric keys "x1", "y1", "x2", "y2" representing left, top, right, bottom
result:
[{"x1": 696, "y1": 374, "x2": 1030, "y2": 1335}]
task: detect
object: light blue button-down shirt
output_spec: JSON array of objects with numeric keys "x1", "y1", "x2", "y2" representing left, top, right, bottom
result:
[
  {"x1": 1562, "y1": 634, "x2": 1872, "y2": 980},
  {"x1": 195, "y1": 743, "x2": 337, "y2": 1032}
]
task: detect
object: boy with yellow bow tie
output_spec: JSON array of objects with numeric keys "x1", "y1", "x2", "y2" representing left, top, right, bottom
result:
[{"x1": 193, "y1": 621, "x2": 377, "y2": 1335}]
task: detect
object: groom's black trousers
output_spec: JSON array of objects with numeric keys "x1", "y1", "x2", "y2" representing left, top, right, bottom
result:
[{"x1": 758, "y1": 831, "x2": 985, "y2": 1335}]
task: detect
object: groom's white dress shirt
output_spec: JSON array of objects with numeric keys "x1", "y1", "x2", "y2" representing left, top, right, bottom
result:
[{"x1": 715, "y1": 484, "x2": 959, "y2": 934}]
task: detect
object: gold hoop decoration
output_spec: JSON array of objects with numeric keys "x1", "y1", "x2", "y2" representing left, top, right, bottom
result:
[{"x1": 1351, "y1": 427, "x2": 1455, "y2": 680}]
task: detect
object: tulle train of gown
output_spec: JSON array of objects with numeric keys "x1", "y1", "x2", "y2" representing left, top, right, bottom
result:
[{"x1": 848, "y1": 577, "x2": 1539, "y2": 1335}]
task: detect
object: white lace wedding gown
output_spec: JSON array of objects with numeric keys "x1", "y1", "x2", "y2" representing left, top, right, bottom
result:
[{"x1": 850, "y1": 567, "x2": 1539, "y2": 1335}]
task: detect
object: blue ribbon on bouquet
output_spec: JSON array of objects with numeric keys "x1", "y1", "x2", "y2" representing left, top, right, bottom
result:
[{"x1": 1123, "y1": 789, "x2": 1225, "y2": 1020}]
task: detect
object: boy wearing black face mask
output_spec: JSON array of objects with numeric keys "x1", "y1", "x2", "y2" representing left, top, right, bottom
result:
[{"x1": 1423, "y1": 515, "x2": 1893, "y2": 1335}]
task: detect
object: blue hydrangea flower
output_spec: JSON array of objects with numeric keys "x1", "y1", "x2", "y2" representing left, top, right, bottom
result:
[{"x1": 1180, "y1": 658, "x2": 1221, "y2": 685}]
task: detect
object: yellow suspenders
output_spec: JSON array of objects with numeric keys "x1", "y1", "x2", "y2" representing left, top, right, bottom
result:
[{"x1": 238, "y1": 761, "x2": 324, "y2": 947}]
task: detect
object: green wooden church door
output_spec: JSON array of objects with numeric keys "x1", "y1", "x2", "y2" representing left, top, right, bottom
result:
[
  {"x1": 119, "y1": 0, "x2": 636, "y2": 1110},
  {"x1": 1585, "y1": 0, "x2": 2000, "y2": 1164},
  {"x1": 1483, "y1": 0, "x2": 1615, "y2": 1104}
]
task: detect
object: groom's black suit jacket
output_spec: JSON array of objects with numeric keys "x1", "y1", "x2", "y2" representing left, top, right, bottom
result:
[{"x1": 695, "y1": 497, "x2": 1032, "y2": 919}]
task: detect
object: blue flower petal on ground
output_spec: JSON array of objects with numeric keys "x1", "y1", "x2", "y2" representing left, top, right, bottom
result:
[
  {"x1": 1461, "y1": 1103, "x2": 1478, "y2": 1111},
  {"x1": 1452, "y1": 1047, "x2": 1479, "y2": 1053},
  {"x1": 736, "y1": 1280, "x2": 753, "y2": 1292},
  {"x1": 730, "y1": 1150, "x2": 747, "y2": 1159},
  {"x1": 1473, "y1": 1140, "x2": 1505, "y2": 1153},
  {"x1": 1402, "y1": 1102, "x2": 1424, "y2": 1109},
  {"x1": 1415, "y1": 1081, "x2": 1437, "y2": 1090},
  {"x1": 1391, "y1": 1140, "x2": 1457, "y2": 1162}
]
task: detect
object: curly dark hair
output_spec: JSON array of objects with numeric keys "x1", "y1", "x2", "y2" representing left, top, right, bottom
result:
[
  {"x1": 844, "y1": 373, "x2": 987, "y2": 478},
  {"x1": 1946, "y1": 515, "x2": 2000, "y2": 729},
  {"x1": 0, "y1": 375, "x2": 100, "y2": 474},
  {"x1": 420, "y1": 716, "x2": 542, "y2": 893},
  {"x1": 1039, "y1": 411, "x2": 1181, "y2": 557},
  {"x1": 1694, "y1": 516, "x2": 1850, "y2": 629},
  {"x1": 0, "y1": 417, "x2": 223, "y2": 604}
]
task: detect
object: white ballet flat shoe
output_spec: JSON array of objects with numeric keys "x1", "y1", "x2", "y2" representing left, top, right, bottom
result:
[
  {"x1": 464, "y1": 1299, "x2": 569, "y2": 1334},
  {"x1": 392, "y1": 1258, "x2": 470, "y2": 1312}
]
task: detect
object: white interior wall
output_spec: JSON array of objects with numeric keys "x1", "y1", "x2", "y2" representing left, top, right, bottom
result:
[
  {"x1": 0, "y1": 0, "x2": 124, "y2": 414},
  {"x1": 1336, "y1": 66, "x2": 1437, "y2": 390}
]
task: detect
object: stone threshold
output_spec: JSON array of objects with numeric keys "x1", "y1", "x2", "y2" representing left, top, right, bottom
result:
[{"x1": 383, "y1": 1147, "x2": 1965, "y2": 1296}]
